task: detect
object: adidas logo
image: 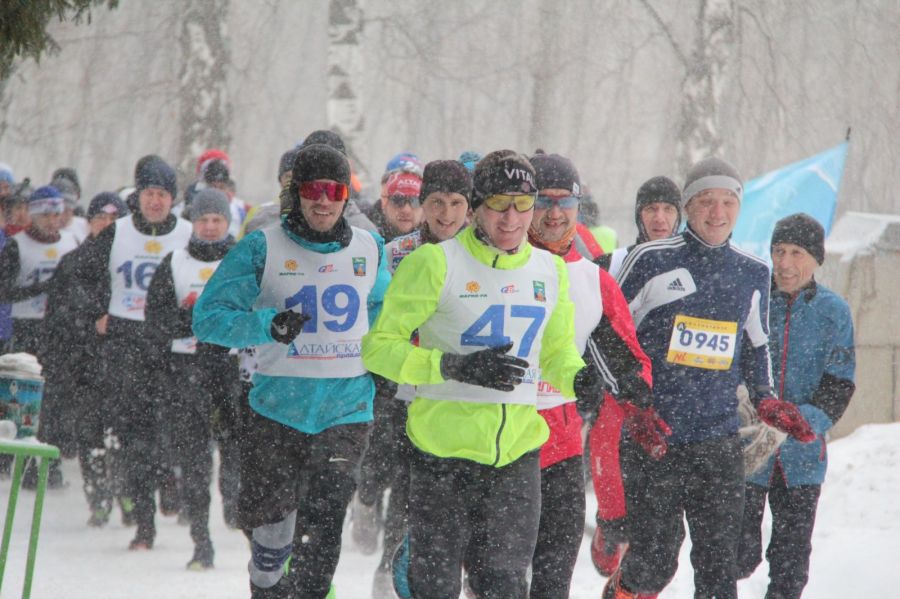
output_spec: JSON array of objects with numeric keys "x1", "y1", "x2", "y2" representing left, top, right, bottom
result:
[{"x1": 667, "y1": 278, "x2": 686, "y2": 292}]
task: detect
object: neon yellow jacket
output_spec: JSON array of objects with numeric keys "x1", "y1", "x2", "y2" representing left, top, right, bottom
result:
[{"x1": 362, "y1": 226, "x2": 585, "y2": 467}]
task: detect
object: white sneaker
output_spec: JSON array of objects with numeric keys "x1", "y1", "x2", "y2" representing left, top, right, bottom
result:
[{"x1": 351, "y1": 493, "x2": 380, "y2": 555}]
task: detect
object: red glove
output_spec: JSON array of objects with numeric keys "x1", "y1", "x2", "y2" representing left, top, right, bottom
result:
[
  {"x1": 757, "y1": 398, "x2": 815, "y2": 443},
  {"x1": 620, "y1": 403, "x2": 672, "y2": 459},
  {"x1": 180, "y1": 291, "x2": 199, "y2": 309}
]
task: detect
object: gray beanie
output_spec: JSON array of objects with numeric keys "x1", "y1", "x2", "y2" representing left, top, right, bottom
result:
[
  {"x1": 189, "y1": 188, "x2": 231, "y2": 224},
  {"x1": 682, "y1": 157, "x2": 743, "y2": 206}
]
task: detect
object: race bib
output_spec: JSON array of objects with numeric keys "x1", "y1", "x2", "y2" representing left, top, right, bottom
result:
[{"x1": 666, "y1": 315, "x2": 737, "y2": 370}]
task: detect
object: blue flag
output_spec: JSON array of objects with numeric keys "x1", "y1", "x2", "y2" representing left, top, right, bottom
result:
[{"x1": 732, "y1": 142, "x2": 849, "y2": 261}]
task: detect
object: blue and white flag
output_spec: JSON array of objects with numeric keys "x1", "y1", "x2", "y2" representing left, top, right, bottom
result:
[{"x1": 732, "y1": 142, "x2": 849, "y2": 261}]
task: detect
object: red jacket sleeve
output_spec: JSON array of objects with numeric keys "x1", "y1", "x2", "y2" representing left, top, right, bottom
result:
[{"x1": 585, "y1": 268, "x2": 653, "y2": 406}]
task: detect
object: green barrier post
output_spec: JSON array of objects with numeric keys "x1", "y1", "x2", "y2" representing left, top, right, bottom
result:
[{"x1": 0, "y1": 439, "x2": 60, "y2": 599}]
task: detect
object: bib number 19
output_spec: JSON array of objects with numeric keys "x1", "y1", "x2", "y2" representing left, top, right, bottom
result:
[
  {"x1": 460, "y1": 304, "x2": 546, "y2": 358},
  {"x1": 285, "y1": 284, "x2": 360, "y2": 333}
]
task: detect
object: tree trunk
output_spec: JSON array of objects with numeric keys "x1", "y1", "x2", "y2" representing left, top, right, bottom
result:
[
  {"x1": 675, "y1": 0, "x2": 738, "y2": 174},
  {"x1": 176, "y1": 0, "x2": 231, "y2": 179},
  {"x1": 328, "y1": 0, "x2": 369, "y2": 184}
]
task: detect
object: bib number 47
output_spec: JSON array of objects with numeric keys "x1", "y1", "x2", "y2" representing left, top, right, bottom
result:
[{"x1": 460, "y1": 304, "x2": 546, "y2": 358}]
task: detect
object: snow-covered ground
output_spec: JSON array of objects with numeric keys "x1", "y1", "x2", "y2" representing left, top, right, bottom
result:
[{"x1": 1, "y1": 423, "x2": 898, "y2": 598}]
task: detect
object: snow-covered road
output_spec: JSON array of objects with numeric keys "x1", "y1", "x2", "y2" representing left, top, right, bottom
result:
[{"x1": 1, "y1": 423, "x2": 897, "y2": 598}]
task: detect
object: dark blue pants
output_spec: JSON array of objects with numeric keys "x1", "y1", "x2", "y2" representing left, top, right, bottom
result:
[
  {"x1": 738, "y1": 470, "x2": 821, "y2": 599},
  {"x1": 620, "y1": 435, "x2": 745, "y2": 599}
]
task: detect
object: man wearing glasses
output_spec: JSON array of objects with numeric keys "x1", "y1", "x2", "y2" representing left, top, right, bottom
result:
[
  {"x1": 366, "y1": 154, "x2": 426, "y2": 242},
  {"x1": 523, "y1": 152, "x2": 658, "y2": 599},
  {"x1": 363, "y1": 150, "x2": 603, "y2": 599},
  {"x1": 193, "y1": 143, "x2": 390, "y2": 599}
]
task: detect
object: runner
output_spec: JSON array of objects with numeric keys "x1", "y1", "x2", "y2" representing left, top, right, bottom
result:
[
  {"x1": 354, "y1": 159, "x2": 472, "y2": 597},
  {"x1": 597, "y1": 175, "x2": 682, "y2": 277},
  {"x1": 0, "y1": 184, "x2": 78, "y2": 488},
  {"x1": 605, "y1": 157, "x2": 780, "y2": 599},
  {"x1": 523, "y1": 152, "x2": 656, "y2": 599},
  {"x1": 192, "y1": 143, "x2": 389, "y2": 598},
  {"x1": 362, "y1": 149, "x2": 604, "y2": 598},
  {"x1": 737, "y1": 213, "x2": 856, "y2": 599},
  {"x1": 145, "y1": 188, "x2": 237, "y2": 569},
  {"x1": 71, "y1": 155, "x2": 192, "y2": 550},
  {"x1": 42, "y1": 191, "x2": 129, "y2": 522},
  {"x1": 590, "y1": 175, "x2": 683, "y2": 576}
]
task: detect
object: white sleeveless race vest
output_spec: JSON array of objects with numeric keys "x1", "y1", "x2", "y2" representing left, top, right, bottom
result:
[
  {"x1": 253, "y1": 225, "x2": 378, "y2": 378},
  {"x1": 385, "y1": 230, "x2": 426, "y2": 401},
  {"x1": 10, "y1": 231, "x2": 78, "y2": 319},
  {"x1": 607, "y1": 247, "x2": 629, "y2": 279},
  {"x1": 416, "y1": 238, "x2": 560, "y2": 406},
  {"x1": 536, "y1": 257, "x2": 604, "y2": 410},
  {"x1": 169, "y1": 248, "x2": 223, "y2": 354},
  {"x1": 107, "y1": 216, "x2": 192, "y2": 321}
]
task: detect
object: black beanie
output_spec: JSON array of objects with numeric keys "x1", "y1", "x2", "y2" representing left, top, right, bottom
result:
[
  {"x1": 278, "y1": 148, "x2": 300, "y2": 181},
  {"x1": 291, "y1": 144, "x2": 351, "y2": 186},
  {"x1": 135, "y1": 156, "x2": 177, "y2": 199},
  {"x1": 771, "y1": 213, "x2": 826, "y2": 265},
  {"x1": 301, "y1": 129, "x2": 346, "y2": 155},
  {"x1": 682, "y1": 157, "x2": 743, "y2": 206},
  {"x1": 51, "y1": 167, "x2": 81, "y2": 196},
  {"x1": 530, "y1": 152, "x2": 581, "y2": 196},
  {"x1": 635, "y1": 176, "x2": 682, "y2": 243},
  {"x1": 471, "y1": 150, "x2": 536, "y2": 209},
  {"x1": 202, "y1": 159, "x2": 230, "y2": 184},
  {"x1": 87, "y1": 191, "x2": 128, "y2": 219},
  {"x1": 419, "y1": 160, "x2": 473, "y2": 203}
]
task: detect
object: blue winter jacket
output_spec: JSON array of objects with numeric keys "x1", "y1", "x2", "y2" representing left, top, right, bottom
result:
[
  {"x1": 192, "y1": 219, "x2": 390, "y2": 434},
  {"x1": 748, "y1": 281, "x2": 855, "y2": 487},
  {"x1": 616, "y1": 228, "x2": 773, "y2": 444}
]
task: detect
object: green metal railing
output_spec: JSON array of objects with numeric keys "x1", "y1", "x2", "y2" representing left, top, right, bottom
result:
[{"x1": 0, "y1": 439, "x2": 59, "y2": 599}]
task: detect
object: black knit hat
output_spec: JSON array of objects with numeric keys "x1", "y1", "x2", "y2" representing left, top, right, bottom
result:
[
  {"x1": 202, "y1": 159, "x2": 230, "y2": 184},
  {"x1": 301, "y1": 129, "x2": 346, "y2": 155},
  {"x1": 51, "y1": 167, "x2": 80, "y2": 196},
  {"x1": 771, "y1": 213, "x2": 826, "y2": 265},
  {"x1": 278, "y1": 148, "x2": 300, "y2": 181},
  {"x1": 87, "y1": 191, "x2": 128, "y2": 220},
  {"x1": 635, "y1": 176, "x2": 682, "y2": 243},
  {"x1": 682, "y1": 157, "x2": 743, "y2": 206},
  {"x1": 135, "y1": 155, "x2": 177, "y2": 199},
  {"x1": 287, "y1": 144, "x2": 351, "y2": 213},
  {"x1": 419, "y1": 160, "x2": 473, "y2": 204},
  {"x1": 471, "y1": 150, "x2": 536, "y2": 209},
  {"x1": 291, "y1": 144, "x2": 351, "y2": 186},
  {"x1": 530, "y1": 152, "x2": 581, "y2": 196}
]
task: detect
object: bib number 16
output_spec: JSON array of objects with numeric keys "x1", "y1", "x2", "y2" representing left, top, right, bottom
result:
[{"x1": 460, "y1": 304, "x2": 546, "y2": 358}]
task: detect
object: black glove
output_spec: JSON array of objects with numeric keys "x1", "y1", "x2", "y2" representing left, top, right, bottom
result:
[
  {"x1": 574, "y1": 366, "x2": 605, "y2": 414},
  {"x1": 440, "y1": 342, "x2": 529, "y2": 392},
  {"x1": 270, "y1": 310, "x2": 312, "y2": 344}
]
